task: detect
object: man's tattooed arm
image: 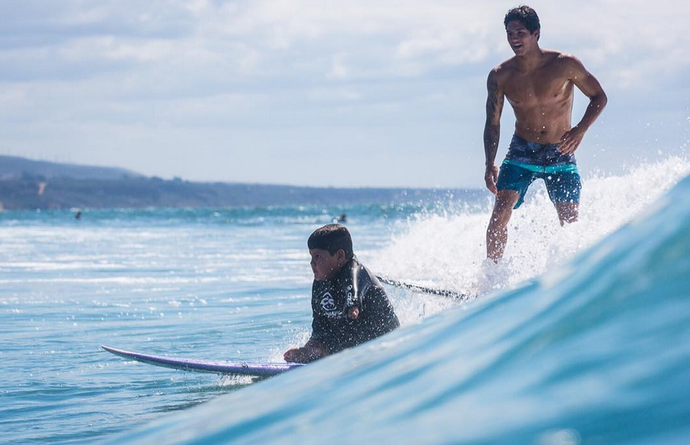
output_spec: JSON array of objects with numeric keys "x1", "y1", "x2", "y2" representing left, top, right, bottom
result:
[{"x1": 484, "y1": 70, "x2": 504, "y2": 168}]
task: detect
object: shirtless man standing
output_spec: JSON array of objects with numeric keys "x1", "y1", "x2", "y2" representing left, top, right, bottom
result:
[{"x1": 484, "y1": 6, "x2": 607, "y2": 261}]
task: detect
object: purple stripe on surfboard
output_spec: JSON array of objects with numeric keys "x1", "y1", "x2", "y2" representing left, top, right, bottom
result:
[{"x1": 101, "y1": 345, "x2": 303, "y2": 377}]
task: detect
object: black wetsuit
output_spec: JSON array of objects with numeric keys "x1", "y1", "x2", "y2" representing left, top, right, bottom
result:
[{"x1": 310, "y1": 256, "x2": 400, "y2": 354}]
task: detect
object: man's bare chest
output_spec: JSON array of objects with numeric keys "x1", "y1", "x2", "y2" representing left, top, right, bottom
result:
[{"x1": 504, "y1": 70, "x2": 572, "y2": 108}]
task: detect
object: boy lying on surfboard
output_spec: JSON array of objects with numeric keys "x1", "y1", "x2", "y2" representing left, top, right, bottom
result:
[{"x1": 283, "y1": 224, "x2": 400, "y2": 363}]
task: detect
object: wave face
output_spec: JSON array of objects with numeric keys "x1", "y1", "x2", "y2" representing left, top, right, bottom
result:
[{"x1": 106, "y1": 165, "x2": 690, "y2": 444}]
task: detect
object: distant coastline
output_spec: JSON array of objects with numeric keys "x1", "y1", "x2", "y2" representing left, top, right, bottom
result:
[{"x1": 0, "y1": 155, "x2": 486, "y2": 210}]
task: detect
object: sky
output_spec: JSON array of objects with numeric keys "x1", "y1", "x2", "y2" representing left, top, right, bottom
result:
[{"x1": 0, "y1": 0, "x2": 688, "y2": 188}]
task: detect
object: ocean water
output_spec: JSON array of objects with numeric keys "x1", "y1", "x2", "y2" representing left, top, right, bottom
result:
[{"x1": 1, "y1": 157, "x2": 690, "y2": 444}]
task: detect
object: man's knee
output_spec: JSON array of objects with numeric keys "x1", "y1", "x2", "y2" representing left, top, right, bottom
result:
[{"x1": 490, "y1": 190, "x2": 519, "y2": 227}]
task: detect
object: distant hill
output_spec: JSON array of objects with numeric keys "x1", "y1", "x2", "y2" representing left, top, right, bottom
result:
[
  {"x1": 0, "y1": 155, "x2": 486, "y2": 210},
  {"x1": 0, "y1": 155, "x2": 142, "y2": 181}
]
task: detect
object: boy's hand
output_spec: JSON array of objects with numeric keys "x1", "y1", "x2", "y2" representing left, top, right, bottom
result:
[
  {"x1": 283, "y1": 341, "x2": 327, "y2": 363},
  {"x1": 347, "y1": 306, "x2": 360, "y2": 320},
  {"x1": 283, "y1": 348, "x2": 304, "y2": 363}
]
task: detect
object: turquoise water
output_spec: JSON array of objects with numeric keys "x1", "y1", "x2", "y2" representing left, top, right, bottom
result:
[
  {"x1": 0, "y1": 203, "x2": 457, "y2": 444},
  {"x1": 2, "y1": 158, "x2": 690, "y2": 444}
]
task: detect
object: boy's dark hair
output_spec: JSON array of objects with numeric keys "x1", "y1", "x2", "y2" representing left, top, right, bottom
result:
[
  {"x1": 308, "y1": 224, "x2": 353, "y2": 260},
  {"x1": 504, "y1": 5, "x2": 540, "y2": 34}
]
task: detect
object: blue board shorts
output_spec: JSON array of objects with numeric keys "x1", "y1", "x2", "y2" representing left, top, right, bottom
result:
[{"x1": 497, "y1": 135, "x2": 582, "y2": 209}]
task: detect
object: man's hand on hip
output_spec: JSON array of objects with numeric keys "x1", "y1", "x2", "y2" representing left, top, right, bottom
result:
[{"x1": 559, "y1": 126, "x2": 586, "y2": 155}]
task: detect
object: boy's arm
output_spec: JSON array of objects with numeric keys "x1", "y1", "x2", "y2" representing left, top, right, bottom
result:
[{"x1": 284, "y1": 294, "x2": 330, "y2": 363}]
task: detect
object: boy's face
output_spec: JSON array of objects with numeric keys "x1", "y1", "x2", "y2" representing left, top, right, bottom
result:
[{"x1": 309, "y1": 248, "x2": 344, "y2": 281}]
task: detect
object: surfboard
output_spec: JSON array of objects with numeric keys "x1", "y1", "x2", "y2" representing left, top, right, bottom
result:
[{"x1": 101, "y1": 345, "x2": 303, "y2": 378}]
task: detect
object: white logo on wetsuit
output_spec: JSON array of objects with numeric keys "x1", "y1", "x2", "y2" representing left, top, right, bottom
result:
[
  {"x1": 320, "y1": 292, "x2": 339, "y2": 317},
  {"x1": 345, "y1": 284, "x2": 355, "y2": 305}
]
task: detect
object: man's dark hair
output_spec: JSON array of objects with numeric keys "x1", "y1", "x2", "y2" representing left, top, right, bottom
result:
[
  {"x1": 504, "y1": 5, "x2": 540, "y2": 34},
  {"x1": 308, "y1": 224, "x2": 353, "y2": 260}
]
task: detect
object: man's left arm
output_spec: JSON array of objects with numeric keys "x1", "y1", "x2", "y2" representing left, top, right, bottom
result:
[{"x1": 559, "y1": 57, "x2": 608, "y2": 155}]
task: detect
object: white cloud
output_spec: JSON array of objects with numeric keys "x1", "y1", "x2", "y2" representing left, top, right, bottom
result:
[{"x1": 0, "y1": 0, "x2": 688, "y2": 187}]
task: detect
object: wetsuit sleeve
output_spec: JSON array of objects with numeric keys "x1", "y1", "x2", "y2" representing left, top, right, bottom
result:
[
  {"x1": 309, "y1": 283, "x2": 341, "y2": 354},
  {"x1": 310, "y1": 317, "x2": 340, "y2": 354},
  {"x1": 310, "y1": 294, "x2": 329, "y2": 345}
]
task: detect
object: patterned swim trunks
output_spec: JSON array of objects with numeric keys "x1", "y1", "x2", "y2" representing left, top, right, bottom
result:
[{"x1": 496, "y1": 134, "x2": 581, "y2": 209}]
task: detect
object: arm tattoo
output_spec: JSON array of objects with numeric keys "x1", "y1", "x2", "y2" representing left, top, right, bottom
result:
[{"x1": 484, "y1": 75, "x2": 503, "y2": 165}]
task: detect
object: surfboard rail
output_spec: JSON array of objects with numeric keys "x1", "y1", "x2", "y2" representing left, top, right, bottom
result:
[{"x1": 101, "y1": 345, "x2": 303, "y2": 377}]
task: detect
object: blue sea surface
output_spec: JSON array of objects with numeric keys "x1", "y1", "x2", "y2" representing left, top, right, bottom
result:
[
  {"x1": 2, "y1": 163, "x2": 690, "y2": 444},
  {"x1": 0, "y1": 203, "x2": 447, "y2": 444}
]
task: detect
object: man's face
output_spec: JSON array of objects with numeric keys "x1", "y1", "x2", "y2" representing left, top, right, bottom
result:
[
  {"x1": 309, "y1": 248, "x2": 341, "y2": 281},
  {"x1": 506, "y1": 20, "x2": 539, "y2": 56}
]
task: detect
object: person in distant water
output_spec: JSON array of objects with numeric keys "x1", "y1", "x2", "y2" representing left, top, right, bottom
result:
[
  {"x1": 337, "y1": 213, "x2": 347, "y2": 223},
  {"x1": 484, "y1": 6, "x2": 607, "y2": 261},
  {"x1": 283, "y1": 224, "x2": 400, "y2": 363},
  {"x1": 74, "y1": 210, "x2": 82, "y2": 220}
]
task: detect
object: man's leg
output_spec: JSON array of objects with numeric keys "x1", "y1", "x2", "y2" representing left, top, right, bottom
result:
[
  {"x1": 546, "y1": 170, "x2": 581, "y2": 226},
  {"x1": 486, "y1": 189, "x2": 520, "y2": 261},
  {"x1": 555, "y1": 202, "x2": 578, "y2": 225}
]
